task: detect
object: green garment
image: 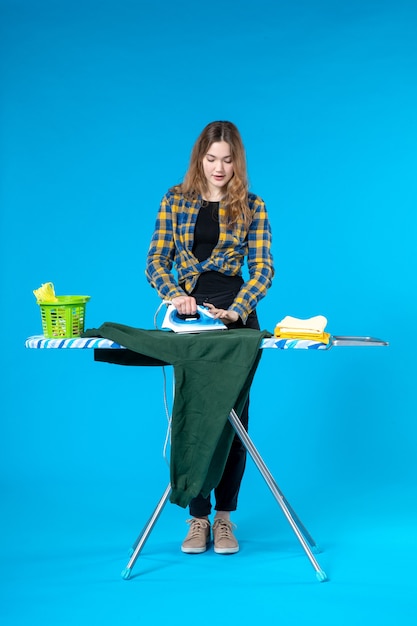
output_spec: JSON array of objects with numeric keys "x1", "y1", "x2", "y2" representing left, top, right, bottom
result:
[{"x1": 83, "y1": 323, "x2": 271, "y2": 507}]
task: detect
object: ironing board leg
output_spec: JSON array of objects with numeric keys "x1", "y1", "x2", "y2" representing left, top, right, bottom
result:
[
  {"x1": 121, "y1": 416, "x2": 327, "y2": 582},
  {"x1": 229, "y1": 409, "x2": 328, "y2": 582},
  {"x1": 121, "y1": 483, "x2": 172, "y2": 580}
]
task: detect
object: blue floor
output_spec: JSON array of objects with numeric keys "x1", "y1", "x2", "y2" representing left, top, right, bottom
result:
[{"x1": 2, "y1": 475, "x2": 416, "y2": 626}]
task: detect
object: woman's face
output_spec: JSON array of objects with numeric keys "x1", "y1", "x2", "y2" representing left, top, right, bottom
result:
[{"x1": 202, "y1": 141, "x2": 234, "y2": 196}]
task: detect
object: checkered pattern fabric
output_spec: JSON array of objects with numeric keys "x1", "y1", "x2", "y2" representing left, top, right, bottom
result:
[{"x1": 145, "y1": 190, "x2": 274, "y2": 323}]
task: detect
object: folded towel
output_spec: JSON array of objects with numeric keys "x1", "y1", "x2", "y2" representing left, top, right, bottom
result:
[
  {"x1": 274, "y1": 315, "x2": 330, "y2": 344},
  {"x1": 276, "y1": 315, "x2": 327, "y2": 334},
  {"x1": 276, "y1": 331, "x2": 331, "y2": 344}
]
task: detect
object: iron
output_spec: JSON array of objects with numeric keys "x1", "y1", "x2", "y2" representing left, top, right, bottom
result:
[{"x1": 161, "y1": 303, "x2": 227, "y2": 334}]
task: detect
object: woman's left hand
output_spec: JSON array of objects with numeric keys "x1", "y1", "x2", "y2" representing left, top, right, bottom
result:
[{"x1": 203, "y1": 302, "x2": 240, "y2": 324}]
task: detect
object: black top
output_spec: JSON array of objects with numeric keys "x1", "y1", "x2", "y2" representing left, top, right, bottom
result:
[
  {"x1": 192, "y1": 201, "x2": 220, "y2": 261},
  {"x1": 191, "y1": 201, "x2": 243, "y2": 295}
]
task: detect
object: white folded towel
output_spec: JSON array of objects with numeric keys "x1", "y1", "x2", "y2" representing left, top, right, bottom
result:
[{"x1": 276, "y1": 315, "x2": 328, "y2": 335}]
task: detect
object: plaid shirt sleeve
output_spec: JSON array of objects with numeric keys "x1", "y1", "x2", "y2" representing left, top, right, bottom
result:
[
  {"x1": 230, "y1": 195, "x2": 274, "y2": 323},
  {"x1": 145, "y1": 193, "x2": 186, "y2": 300}
]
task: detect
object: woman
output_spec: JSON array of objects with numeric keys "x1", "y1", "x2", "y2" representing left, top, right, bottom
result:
[{"x1": 145, "y1": 120, "x2": 274, "y2": 554}]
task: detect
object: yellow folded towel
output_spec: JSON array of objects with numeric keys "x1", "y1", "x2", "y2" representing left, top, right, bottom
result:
[{"x1": 274, "y1": 315, "x2": 330, "y2": 344}]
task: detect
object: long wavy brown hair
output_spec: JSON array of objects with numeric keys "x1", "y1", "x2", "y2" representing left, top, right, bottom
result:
[{"x1": 177, "y1": 121, "x2": 251, "y2": 227}]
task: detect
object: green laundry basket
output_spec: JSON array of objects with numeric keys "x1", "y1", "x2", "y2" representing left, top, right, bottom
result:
[{"x1": 38, "y1": 296, "x2": 91, "y2": 338}]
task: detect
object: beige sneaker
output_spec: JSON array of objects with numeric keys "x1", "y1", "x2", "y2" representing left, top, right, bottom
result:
[
  {"x1": 212, "y1": 518, "x2": 239, "y2": 554},
  {"x1": 181, "y1": 518, "x2": 211, "y2": 554}
]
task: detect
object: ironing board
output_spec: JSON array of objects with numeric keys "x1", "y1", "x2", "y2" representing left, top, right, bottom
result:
[{"x1": 25, "y1": 332, "x2": 388, "y2": 582}]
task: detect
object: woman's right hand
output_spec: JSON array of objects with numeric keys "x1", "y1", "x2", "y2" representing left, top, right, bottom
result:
[{"x1": 171, "y1": 295, "x2": 198, "y2": 316}]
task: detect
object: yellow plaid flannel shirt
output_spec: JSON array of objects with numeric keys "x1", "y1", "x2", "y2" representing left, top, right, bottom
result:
[{"x1": 145, "y1": 190, "x2": 274, "y2": 323}]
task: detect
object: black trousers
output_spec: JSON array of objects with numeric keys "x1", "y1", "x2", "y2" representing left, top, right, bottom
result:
[{"x1": 186, "y1": 285, "x2": 260, "y2": 517}]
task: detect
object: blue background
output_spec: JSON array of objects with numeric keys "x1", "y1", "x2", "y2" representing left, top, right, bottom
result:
[{"x1": 1, "y1": 0, "x2": 416, "y2": 624}]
